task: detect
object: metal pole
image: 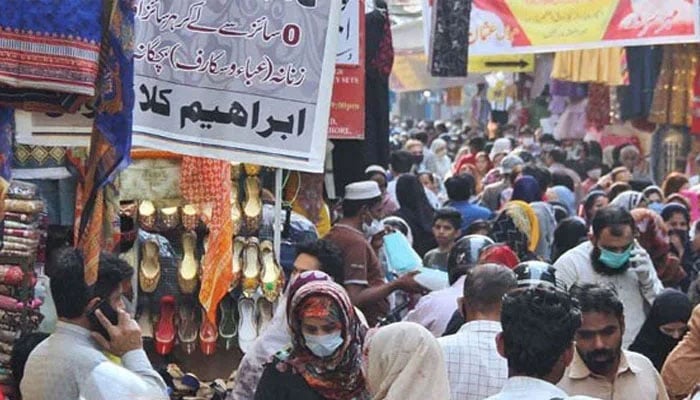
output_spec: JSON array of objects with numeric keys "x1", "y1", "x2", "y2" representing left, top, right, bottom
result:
[{"x1": 274, "y1": 168, "x2": 283, "y2": 257}]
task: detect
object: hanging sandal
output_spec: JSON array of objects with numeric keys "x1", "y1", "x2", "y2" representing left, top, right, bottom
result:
[
  {"x1": 199, "y1": 308, "x2": 218, "y2": 356},
  {"x1": 218, "y1": 295, "x2": 238, "y2": 350},
  {"x1": 139, "y1": 239, "x2": 161, "y2": 293},
  {"x1": 154, "y1": 295, "x2": 176, "y2": 355},
  {"x1": 182, "y1": 204, "x2": 198, "y2": 231},
  {"x1": 256, "y1": 296, "x2": 274, "y2": 336},
  {"x1": 241, "y1": 238, "x2": 261, "y2": 298},
  {"x1": 178, "y1": 232, "x2": 199, "y2": 294},
  {"x1": 159, "y1": 206, "x2": 180, "y2": 230},
  {"x1": 237, "y1": 296, "x2": 257, "y2": 354},
  {"x1": 230, "y1": 237, "x2": 246, "y2": 291},
  {"x1": 177, "y1": 300, "x2": 198, "y2": 355},
  {"x1": 259, "y1": 240, "x2": 284, "y2": 302},
  {"x1": 243, "y1": 163, "x2": 261, "y2": 176},
  {"x1": 243, "y1": 176, "x2": 262, "y2": 234},
  {"x1": 231, "y1": 185, "x2": 242, "y2": 236},
  {"x1": 138, "y1": 200, "x2": 156, "y2": 230}
]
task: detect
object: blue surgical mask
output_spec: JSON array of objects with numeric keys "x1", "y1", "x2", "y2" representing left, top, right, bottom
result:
[
  {"x1": 598, "y1": 245, "x2": 632, "y2": 269},
  {"x1": 304, "y1": 332, "x2": 343, "y2": 357}
]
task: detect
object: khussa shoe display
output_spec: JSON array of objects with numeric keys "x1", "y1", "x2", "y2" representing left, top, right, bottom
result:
[
  {"x1": 159, "y1": 206, "x2": 180, "y2": 230},
  {"x1": 182, "y1": 204, "x2": 198, "y2": 231},
  {"x1": 237, "y1": 296, "x2": 257, "y2": 354},
  {"x1": 242, "y1": 165, "x2": 262, "y2": 234},
  {"x1": 230, "y1": 237, "x2": 246, "y2": 291},
  {"x1": 138, "y1": 200, "x2": 156, "y2": 230},
  {"x1": 241, "y1": 238, "x2": 261, "y2": 298},
  {"x1": 256, "y1": 296, "x2": 274, "y2": 336},
  {"x1": 259, "y1": 240, "x2": 284, "y2": 302},
  {"x1": 178, "y1": 300, "x2": 198, "y2": 355},
  {"x1": 231, "y1": 163, "x2": 242, "y2": 236},
  {"x1": 218, "y1": 295, "x2": 238, "y2": 350},
  {"x1": 139, "y1": 239, "x2": 161, "y2": 293},
  {"x1": 178, "y1": 232, "x2": 199, "y2": 294},
  {"x1": 199, "y1": 308, "x2": 218, "y2": 356},
  {"x1": 155, "y1": 295, "x2": 176, "y2": 355}
]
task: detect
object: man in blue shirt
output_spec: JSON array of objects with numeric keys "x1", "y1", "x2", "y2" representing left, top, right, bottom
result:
[{"x1": 445, "y1": 174, "x2": 493, "y2": 232}]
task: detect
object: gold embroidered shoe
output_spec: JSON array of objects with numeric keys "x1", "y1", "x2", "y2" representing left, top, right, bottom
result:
[
  {"x1": 178, "y1": 232, "x2": 199, "y2": 294},
  {"x1": 230, "y1": 236, "x2": 247, "y2": 292},
  {"x1": 181, "y1": 204, "x2": 198, "y2": 231},
  {"x1": 139, "y1": 239, "x2": 161, "y2": 293},
  {"x1": 243, "y1": 176, "x2": 262, "y2": 234},
  {"x1": 241, "y1": 238, "x2": 261, "y2": 298},
  {"x1": 138, "y1": 200, "x2": 156, "y2": 231},
  {"x1": 259, "y1": 240, "x2": 284, "y2": 302}
]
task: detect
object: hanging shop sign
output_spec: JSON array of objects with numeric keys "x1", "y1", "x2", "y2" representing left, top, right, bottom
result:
[
  {"x1": 469, "y1": 0, "x2": 700, "y2": 56},
  {"x1": 15, "y1": 104, "x2": 93, "y2": 147},
  {"x1": 132, "y1": 0, "x2": 341, "y2": 173},
  {"x1": 328, "y1": 0, "x2": 366, "y2": 140}
]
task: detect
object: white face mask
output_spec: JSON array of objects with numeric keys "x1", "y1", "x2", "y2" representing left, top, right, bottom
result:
[
  {"x1": 362, "y1": 219, "x2": 384, "y2": 239},
  {"x1": 304, "y1": 332, "x2": 344, "y2": 357},
  {"x1": 587, "y1": 168, "x2": 602, "y2": 180}
]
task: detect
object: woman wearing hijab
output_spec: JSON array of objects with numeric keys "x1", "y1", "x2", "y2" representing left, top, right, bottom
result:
[
  {"x1": 511, "y1": 175, "x2": 541, "y2": 203},
  {"x1": 427, "y1": 139, "x2": 452, "y2": 182},
  {"x1": 631, "y1": 208, "x2": 686, "y2": 287},
  {"x1": 552, "y1": 217, "x2": 588, "y2": 262},
  {"x1": 629, "y1": 289, "x2": 692, "y2": 371},
  {"x1": 366, "y1": 166, "x2": 399, "y2": 217},
  {"x1": 546, "y1": 185, "x2": 576, "y2": 216},
  {"x1": 662, "y1": 203, "x2": 697, "y2": 290},
  {"x1": 609, "y1": 190, "x2": 647, "y2": 211},
  {"x1": 580, "y1": 190, "x2": 608, "y2": 225},
  {"x1": 393, "y1": 175, "x2": 437, "y2": 257},
  {"x1": 255, "y1": 279, "x2": 368, "y2": 400},
  {"x1": 364, "y1": 322, "x2": 450, "y2": 400},
  {"x1": 490, "y1": 201, "x2": 540, "y2": 261}
]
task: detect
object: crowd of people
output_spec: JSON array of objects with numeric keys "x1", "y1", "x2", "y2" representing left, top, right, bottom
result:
[{"x1": 12, "y1": 118, "x2": 700, "y2": 399}]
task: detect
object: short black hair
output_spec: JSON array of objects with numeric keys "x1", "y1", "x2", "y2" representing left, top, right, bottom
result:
[
  {"x1": 551, "y1": 172, "x2": 575, "y2": 193},
  {"x1": 11, "y1": 332, "x2": 49, "y2": 387},
  {"x1": 342, "y1": 196, "x2": 381, "y2": 218},
  {"x1": 48, "y1": 248, "x2": 126, "y2": 319},
  {"x1": 445, "y1": 174, "x2": 473, "y2": 201},
  {"x1": 434, "y1": 207, "x2": 462, "y2": 231},
  {"x1": 390, "y1": 150, "x2": 415, "y2": 174},
  {"x1": 522, "y1": 165, "x2": 551, "y2": 198},
  {"x1": 501, "y1": 286, "x2": 582, "y2": 378},
  {"x1": 295, "y1": 239, "x2": 345, "y2": 284},
  {"x1": 591, "y1": 206, "x2": 635, "y2": 238},
  {"x1": 468, "y1": 136, "x2": 486, "y2": 153},
  {"x1": 549, "y1": 148, "x2": 567, "y2": 164},
  {"x1": 465, "y1": 219, "x2": 491, "y2": 235},
  {"x1": 569, "y1": 283, "x2": 624, "y2": 322},
  {"x1": 463, "y1": 264, "x2": 517, "y2": 313}
]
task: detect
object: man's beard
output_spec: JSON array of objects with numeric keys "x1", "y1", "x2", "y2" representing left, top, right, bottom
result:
[
  {"x1": 590, "y1": 246, "x2": 630, "y2": 276},
  {"x1": 578, "y1": 345, "x2": 621, "y2": 376}
]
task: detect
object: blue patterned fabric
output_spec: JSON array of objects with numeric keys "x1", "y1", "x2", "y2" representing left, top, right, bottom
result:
[{"x1": 0, "y1": 108, "x2": 13, "y2": 180}]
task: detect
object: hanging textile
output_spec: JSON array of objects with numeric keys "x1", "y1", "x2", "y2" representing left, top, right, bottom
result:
[
  {"x1": 0, "y1": 108, "x2": 13, "y2": 180},
  {"x1": 77, "y1": 0, "x2": 134, "y2": 285},
  {"x1": 586, "y1": 84, "x2": 611, "y2": 131},
  {"x1": 0, "y1": 87, "x2": 89, "y2": 114},
  {"x1": 690, "y1": 62, "x2": 700, "y2": 135},
  {"x1": 551, "y1": 48, "x2": 627, "y2": 86},
  {"x1": 180, "y1": 157, "x2": 233, "y2": 324},
  {"x1": 650, "y1": 44, "x2": 699, "y2": 127},
  {"x1": 284, "y1": 172, "x2": 330, "y2": 236},
  {"x1": 0, "y1": 0, "x2": 104, "y2": 96},
  {"x1": 554, "y1": 98, "x2": 588, "y2": 141},
  {"x1": 618, "y1": 46, "x2": 663, "y2": 121}
]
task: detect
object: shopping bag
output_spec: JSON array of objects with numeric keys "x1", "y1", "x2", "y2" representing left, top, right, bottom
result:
[{"x1": 383, "y1": 231, "x2": 422, "y2": 274}]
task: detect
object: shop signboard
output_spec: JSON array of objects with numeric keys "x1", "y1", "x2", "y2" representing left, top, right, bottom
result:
[
  {"x1": 424, "y1": 0, "x2": 700, "y2": 59},
  {"x1": 469, "y1": 0, "x2": 700, "y2": 55},
  {"x1": 132, "y1": 0, "x2": 341, "y2": 173},
  {"x1": 328, "y1": 0, "x2": 366, "y2": 140}
]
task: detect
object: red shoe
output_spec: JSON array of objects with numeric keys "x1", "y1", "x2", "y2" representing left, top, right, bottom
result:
[
  {"x1": 199, "y1": 308, "x2": 218, "y2": 356},
  {"x1": 155, "y1": 296, "x2": 176, "y2": 355}
]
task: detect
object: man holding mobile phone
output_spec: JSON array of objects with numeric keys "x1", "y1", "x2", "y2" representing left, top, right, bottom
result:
[{"x1": 21, "y1": 248, "x2": 168, "y2": 400}]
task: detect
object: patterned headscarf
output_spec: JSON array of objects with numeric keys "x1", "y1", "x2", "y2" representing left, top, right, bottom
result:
[
  {"x1": 610, "y1": 190, "x2": 645, "y2": 211},
  {"x1": 283, "y1": 279, "x2": 369, "y2": 400},
  {"x1": 491, "y1": 201, "x2": 540, "y2": 260}
]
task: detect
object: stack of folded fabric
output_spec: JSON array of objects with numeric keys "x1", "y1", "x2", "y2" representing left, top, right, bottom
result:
[{"x1": 0, "y1": 181, "x2": 46, "y2": 396}]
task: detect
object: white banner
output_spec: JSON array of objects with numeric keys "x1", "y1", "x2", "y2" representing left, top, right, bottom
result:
[{"x1": 132, "y1": 0, "x2": 341, "y2": 173}]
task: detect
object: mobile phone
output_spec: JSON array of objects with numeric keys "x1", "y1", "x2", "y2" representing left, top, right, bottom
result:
[{"x1": 87, "y1": 299, "x2": 119, "y2": 340}]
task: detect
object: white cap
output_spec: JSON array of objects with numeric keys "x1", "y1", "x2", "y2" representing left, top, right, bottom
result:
[
  {"x1": 345, "y1": 181, "x2": 382, "y2": 200},
  {"x1": 365, "y1": 165, "x2": 387, "y2": 176}
]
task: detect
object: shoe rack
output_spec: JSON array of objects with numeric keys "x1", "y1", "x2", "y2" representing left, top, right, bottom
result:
[
  {"x1": 121, "y1": 163, "x2": 285, "y2": 366},
  {"x1": 0, "y1": 180, "x2": 47, "y2": 399}
]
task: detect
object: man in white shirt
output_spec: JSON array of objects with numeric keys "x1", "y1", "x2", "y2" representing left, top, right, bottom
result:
[
  {"x1": 21, "y1": 249, "x2": 168, "y2": 400},
  {"x1": 438, "y1": 264, "x2": 516, "y2": 399},
  {"x1": 486, "y1": 285, "x2": 597, "y2": 400},
  {"x1": 404, "y1": 235, "x2": 494, "y2": 336},
  {"x1": 553, "y1": 206, "x2": 663, "y2": 348}
]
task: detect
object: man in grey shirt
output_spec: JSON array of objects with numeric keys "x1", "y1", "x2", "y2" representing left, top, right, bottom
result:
[{"x1": 21, "y1": 248, "x2": 167, "y2": 400}]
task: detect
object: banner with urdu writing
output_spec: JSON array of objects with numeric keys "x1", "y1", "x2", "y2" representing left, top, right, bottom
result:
[
  {"x1": 132, "y1": 0, "x2": 340, "y2": 173},
  {"x1": 470, "y1": 0, "x2": 700, "y2": 56}
]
